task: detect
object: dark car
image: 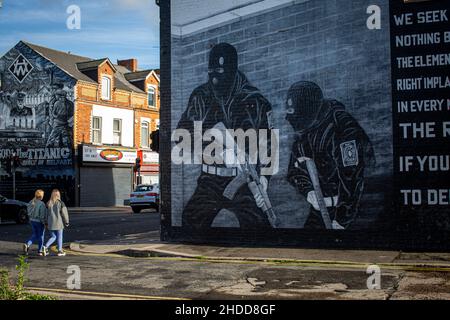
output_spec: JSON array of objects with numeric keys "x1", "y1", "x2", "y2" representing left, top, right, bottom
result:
[{"x1": 0, "y1": 194, "x2": 29, "y2": 224}]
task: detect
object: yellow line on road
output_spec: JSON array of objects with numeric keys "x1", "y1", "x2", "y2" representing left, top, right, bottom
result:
[
  {"x1": 26, "y1": 287, "x2": 189, "y2": 300},
  {"x1": 64, "y1": 249, "x2": 450, "y2": 273}
]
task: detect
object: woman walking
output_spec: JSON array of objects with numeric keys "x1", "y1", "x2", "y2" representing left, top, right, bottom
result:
[
  {"x1": 42, "y1": 189, "x2": 69, "y2": 257},
  {"x1": 23, "y1": 190, "x2": 47, "y2": 256}
]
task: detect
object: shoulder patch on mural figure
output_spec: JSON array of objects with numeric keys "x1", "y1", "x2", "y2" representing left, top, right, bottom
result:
[{"x1": 340, "y1": 140, "x2": 359, "y2": 167}]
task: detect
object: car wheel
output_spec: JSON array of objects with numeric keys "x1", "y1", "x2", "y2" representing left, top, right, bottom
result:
[
  {"x1": 132, "y1": 207, "x2": 141, "y2": 213},
  {"x1": 16, "y1": 208, "x2": 29, "y2": 224}
]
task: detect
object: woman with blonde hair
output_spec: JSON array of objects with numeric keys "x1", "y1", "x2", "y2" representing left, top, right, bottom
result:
[
  {"x1": 42, "y1": 189, "x2": 69, "y2": 257},
  {"x1": 23, "y1": 189, "x2": 47, "y2": 256}
]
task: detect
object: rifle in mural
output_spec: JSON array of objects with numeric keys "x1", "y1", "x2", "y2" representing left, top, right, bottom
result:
[
  {"x1": 299, "y1": 157, "x2": 332, "y2": 229},
  {"x1": 223, "y1": 159, "x2": 278, "y2": 228},
  {"x1": 213, "y1": 122, "x2": 278, "y2": 228}
]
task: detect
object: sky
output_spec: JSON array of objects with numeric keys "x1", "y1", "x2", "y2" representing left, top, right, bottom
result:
[{"x1": 0, "y1": 0, "x2": 160, "y2": 69}]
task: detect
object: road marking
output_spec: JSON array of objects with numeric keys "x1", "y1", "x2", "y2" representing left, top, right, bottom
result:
[
  {"x1": 26, "y1": 287, "x2": 189, "y2": 300},
  {"x1": 64, "y1": 249, "x2": 450, "y2": 273}
]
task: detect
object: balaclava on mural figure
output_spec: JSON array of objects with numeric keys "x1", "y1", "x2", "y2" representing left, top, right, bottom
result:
[
  {"x1": 286, "y1": 81, "x2": 324, "y2": 132},
  {"x1": 208, "y1": 43, "x2": 238, "y2": 100}
]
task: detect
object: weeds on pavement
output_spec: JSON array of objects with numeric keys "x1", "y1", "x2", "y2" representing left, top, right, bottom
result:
[{"x1": 0, "y1": 256, "x2": 55, "y2": 300}]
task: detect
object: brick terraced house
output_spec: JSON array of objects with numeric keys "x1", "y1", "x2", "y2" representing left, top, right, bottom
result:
[{"x1": 0, "y1": 41, "x2": 159, "y2": 206}]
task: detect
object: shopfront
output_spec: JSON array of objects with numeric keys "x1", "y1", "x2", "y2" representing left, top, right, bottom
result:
[
  {"x1": 79, "y1": 145, "x2": 137, "y2": 206},
  {"x1": 138, "y1": 150, "x2": 159, "y2": 185}
]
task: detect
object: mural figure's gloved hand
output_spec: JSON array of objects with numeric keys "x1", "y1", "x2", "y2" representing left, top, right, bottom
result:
[
  {"x1": 254, "y1": 176, "x2": 268, "y2": 208},
  {"x1": 306, "y1": 191, "x2": 320, "y2": 211},
  {"x1": 332, "y1": 220, "x2": 345, "y2": 230},
  {"x1": 260, "y1": 176, "x2": 268, "y2": 192},
  {"x1": 306, "y1": 191, "x2": 337, "y2": 211}
]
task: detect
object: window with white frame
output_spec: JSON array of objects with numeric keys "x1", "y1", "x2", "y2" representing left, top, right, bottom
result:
[
  {"x1": 141, "y1": 121, "x2": 149, "y2": 148},
  {"x1": 148, "y1": 86, "x2": 156, "y2": 108},
  {"x1": 101, "y1": 76, "x2": 111, "y2": 100},
  {"x1": 113, "y1": 119, "x2": 122, "y2": 145},
  {"x1": 92, "y1": 116, "x2": 102, "y2": 144}
]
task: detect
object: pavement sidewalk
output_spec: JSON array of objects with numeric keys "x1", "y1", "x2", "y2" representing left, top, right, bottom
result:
[{"x1": 69, "y1": 231, "x2": 450, "y2": 270}]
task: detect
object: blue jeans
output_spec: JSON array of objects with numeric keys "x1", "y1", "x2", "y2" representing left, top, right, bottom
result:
[
  {"x1": 26, "y1": 221, "x2": 45, "y2": 252},
  {"x1": 45, "y1": 230, "x2": 64, "y2": 251}
]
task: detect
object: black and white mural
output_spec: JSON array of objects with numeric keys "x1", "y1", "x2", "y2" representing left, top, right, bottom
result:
[
  {"x1": 172, "y1": 41, "x2": 378, "y2": 232},
  {"x1": 175, "y1": 43, "x2": 276, "y2": 231},
  {"x1": 0, "y1": 42, "x2": 76, "y2": 204},
  {"x1": 286, "y1": 81, "x2": 375, "y2": 230},
  {"x1": 164, "y1": 0, "x2": 449, "y2": 245},
  {"x1": 169, "y1": 0, "x2": 392, "y2": 235}
]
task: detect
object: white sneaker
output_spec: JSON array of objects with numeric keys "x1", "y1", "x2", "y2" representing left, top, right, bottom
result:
[
  {"x1": 42, "y1": 246, "x2": 48, "y2": 257},
  {"x1": 57, "y1": 251, "x2": 66, "y2": 257},
  {"x1": 23, "y1": 244, "x2": 29, "y2": 255}
]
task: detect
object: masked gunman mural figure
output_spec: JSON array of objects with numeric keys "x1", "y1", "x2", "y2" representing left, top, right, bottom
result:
[
  {"x1": 176, "y1": 43, "x2": 276, "y2": 231},
  {"x1": 286, "y1": 81, "x2": 374, "y2": 230}
]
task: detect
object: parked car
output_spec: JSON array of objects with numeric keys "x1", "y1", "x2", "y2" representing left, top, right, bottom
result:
[
  {"x1": 129, "y1": 184, "x2": 159, "y2": 213},
  {"x1": 0, "y1": 194, "x2": 29, "y2": 224}
]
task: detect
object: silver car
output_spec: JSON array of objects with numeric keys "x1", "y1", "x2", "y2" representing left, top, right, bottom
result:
[{"x1": 129, "y1": 184, "x2": 159, "y2": 213}]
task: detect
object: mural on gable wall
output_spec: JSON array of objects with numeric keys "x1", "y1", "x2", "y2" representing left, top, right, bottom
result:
[
  {"x1": 169, "y1": 0, "x2": 393, "y2": 234},
  {"x1": 285, "y1": 81, "x2": 375, "y2": 230},
  {"x1": 0, "y1": 42, "x2": 76, "y2": 204},
  {"x1": 173, "y1": 43, "x2": 376, "y2": 231},
  {"x1": 176, "y1": 43, "x2": 276, "y2": 231}
]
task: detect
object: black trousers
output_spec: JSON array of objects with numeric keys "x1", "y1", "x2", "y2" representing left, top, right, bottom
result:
[{"x1": 182, "y1": 174, "x2": 272, "y2": 231}]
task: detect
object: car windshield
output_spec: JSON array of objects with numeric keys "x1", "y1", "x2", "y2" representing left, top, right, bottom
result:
[{"x1": 135, "y1": 186, "x2": 154, "y2": 192}]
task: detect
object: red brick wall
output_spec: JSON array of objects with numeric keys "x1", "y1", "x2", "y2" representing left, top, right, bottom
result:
[
  {"x1": 134, "y1": 72, "x2": 160, "y2": 149},
  {"x1": 74, "y1": 100, "x2": 93, "y2": 145},
  {"x1": 74, "y1": 69, "x2": 159, "y2": 149}
]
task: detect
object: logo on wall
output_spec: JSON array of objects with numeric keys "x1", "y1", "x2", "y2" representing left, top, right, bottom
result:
[
  {"x1": 8, "y1": 54, "x2": 34, "y2": 83},
  {"x1": 100, "y1": 149, "x2": 124, "y2": 162}
]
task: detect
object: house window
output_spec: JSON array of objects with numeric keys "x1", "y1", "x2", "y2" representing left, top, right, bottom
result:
[
  {"x1": 101, "y1": 76, "x2": 111, "y2": 100},
  {"x1": 113, "y1": 119, "x2": 122, "y2": 145},
  {"x1": 141, "y1": 121, "x2": 149, "y2": 148},
  {"x1": 92, "y1": 116, "x2": 102, "y2": 144},
  {"x1": 148, "y1": 86, "x2": 155, "y2": 108}
]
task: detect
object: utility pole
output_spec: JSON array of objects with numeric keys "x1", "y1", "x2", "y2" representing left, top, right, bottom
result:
[
  {"x1": 11, "y1": 152, "x2": 20, "y2": 200},
  {"x1": 11, "y1": 153, "x2": 16, "y2": 200}
]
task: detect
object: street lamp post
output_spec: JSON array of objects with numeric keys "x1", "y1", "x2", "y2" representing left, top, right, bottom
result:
[{"x1": 11, "y1": 152, "x2": 16, "y2": 200}]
